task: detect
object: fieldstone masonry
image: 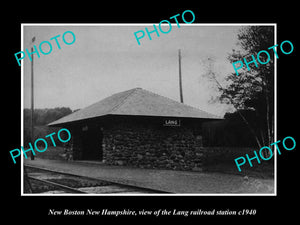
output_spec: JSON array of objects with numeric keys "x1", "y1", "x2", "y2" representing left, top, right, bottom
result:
[
  {"x1": 102, "y1": 123, "x2": 204, "y2": 171},
  {"x1": 64, "y1": 119, "x2": 255, "y2": 172}
]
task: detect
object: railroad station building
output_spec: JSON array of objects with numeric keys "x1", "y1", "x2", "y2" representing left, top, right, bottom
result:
[{"x1": 49, "y1": 88, "x2": 221, "y2": 171}]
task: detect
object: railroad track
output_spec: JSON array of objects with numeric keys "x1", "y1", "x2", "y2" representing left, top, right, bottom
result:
[{"x1": 24, "y1": 165, "x2": 169, "y2": 194}]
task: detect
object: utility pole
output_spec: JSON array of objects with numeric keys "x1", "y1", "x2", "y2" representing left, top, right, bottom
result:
[
  {"x1": 178, "y1": 49, "x2": 184, "y2": 103},
  {"x1": 30, "y1": 37, "x2": 35, "y2": 160}
]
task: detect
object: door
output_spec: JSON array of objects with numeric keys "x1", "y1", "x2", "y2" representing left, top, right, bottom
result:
[{"x1": 82, "y1": 127, "x2": 103, "y2": 160}]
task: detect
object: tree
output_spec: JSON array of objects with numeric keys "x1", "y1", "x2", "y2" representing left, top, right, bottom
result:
[
  {"x1": 23, "y1": 107, "x2": 73, "y2": 145},
  {"x1": 224, "y1": 26, "x2": 274, "y2": 148},
  {"x1": 204, "y1": 26, "x2": 274, "y2": 149}
]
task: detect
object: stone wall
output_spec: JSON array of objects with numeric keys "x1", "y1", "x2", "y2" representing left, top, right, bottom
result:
[
  {"x1": 102, "y1": 123, "x2": 204, "y2": 171},
  {"x1": 63, "y1": 118, "x2": 256, "y2": 173}
]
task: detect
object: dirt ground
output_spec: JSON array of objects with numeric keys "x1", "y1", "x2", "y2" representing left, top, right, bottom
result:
[
  {"x1": 24, "y1": 158, "x2": 274, "y2": 194},
  {"x1": 205, "y1": 161, "x2": 274, "y2": 179}
]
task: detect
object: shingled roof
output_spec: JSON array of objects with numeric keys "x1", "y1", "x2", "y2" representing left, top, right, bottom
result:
[{"x1": 48, "y1": 88, "x2": 221, "y2": 126}]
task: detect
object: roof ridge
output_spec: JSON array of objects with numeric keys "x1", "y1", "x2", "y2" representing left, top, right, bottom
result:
[{"x1": 107, "y1": 88, "x2": 140, "y2": 114}]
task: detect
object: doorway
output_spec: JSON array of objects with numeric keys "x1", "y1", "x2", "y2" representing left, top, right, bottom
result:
[{"x1": 81, "y1": 126, "x2": 103, "y2": 161}]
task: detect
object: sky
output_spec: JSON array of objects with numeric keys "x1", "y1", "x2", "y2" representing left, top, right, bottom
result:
[{"x1": 23, "y1": 24, "x2": 243, "y2": 117}]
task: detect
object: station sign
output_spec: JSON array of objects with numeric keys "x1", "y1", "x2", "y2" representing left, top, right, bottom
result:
[{"x1": 163, "y1": 119, "x2": 181, "y2": 127}]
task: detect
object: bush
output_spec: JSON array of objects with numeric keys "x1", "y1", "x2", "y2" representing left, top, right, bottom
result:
[{"x1": 23, "y1": 107, "x2": 73, "y2": 147}]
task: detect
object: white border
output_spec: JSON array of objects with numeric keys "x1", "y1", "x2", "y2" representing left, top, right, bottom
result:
[
  {"x1": 274, "y1": 24, "x2": 277, "y2": 196},
  {"x1": 21, "y1": 23, "x2": 277, "y2": 196}
]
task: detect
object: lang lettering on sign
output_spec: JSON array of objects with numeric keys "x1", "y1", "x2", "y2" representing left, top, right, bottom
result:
[{"x1": 163, "y1": 119, "x2": 181, "y2": 127}]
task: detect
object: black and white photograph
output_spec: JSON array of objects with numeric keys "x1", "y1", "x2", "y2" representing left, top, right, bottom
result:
[
  {"x1": 4, "y1": 5, "x2": 298, "y2": 224},
  {"x1": 21, "y1": 24, "x2": 275, "y2": 195}
]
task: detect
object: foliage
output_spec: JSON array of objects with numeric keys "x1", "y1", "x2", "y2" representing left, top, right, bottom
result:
[
  {"x1": 223, "y1": 26, "x2": 274, "y2": 147},
  {"x1": 203, "y1": 26, "x2": 275, "y2": 148},
  {"x1": 203, "y1": 111, "x2": 258, "y2": 147},
  {"x1": 23, "y1": 107, "x2": 73, "y2": 146}
]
